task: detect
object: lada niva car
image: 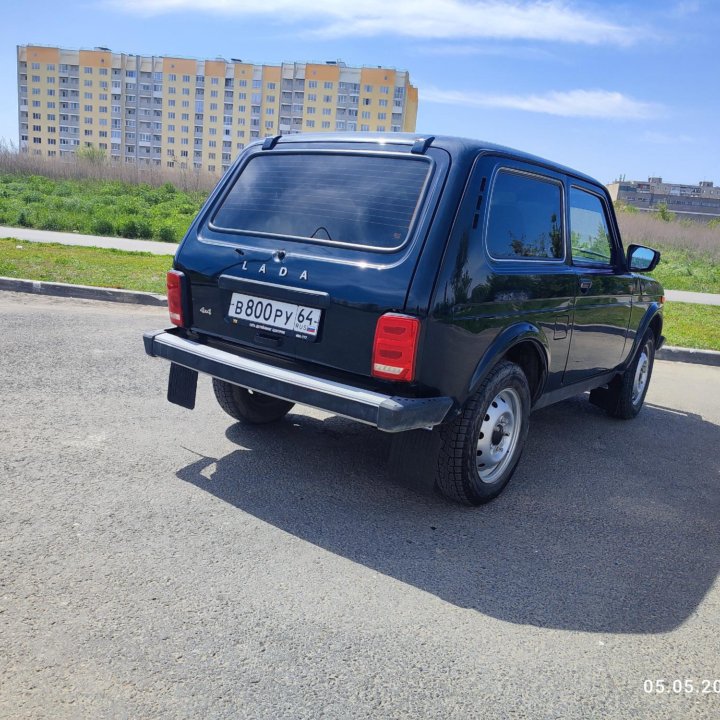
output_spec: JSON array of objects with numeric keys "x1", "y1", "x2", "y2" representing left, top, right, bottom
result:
[{"x1": 144, "y1": 133, "x2": 664, "y2": 505}]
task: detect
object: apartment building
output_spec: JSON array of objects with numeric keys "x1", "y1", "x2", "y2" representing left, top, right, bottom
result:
[
  {"x1": 607, "y1": 176, "x2": 720, "y2": 220},
  {"x1": 17, "y1": 45, "x2": 419, "y2": 174}
]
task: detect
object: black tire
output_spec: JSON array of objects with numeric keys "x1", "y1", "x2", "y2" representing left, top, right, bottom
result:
[
  {"x1": 212, "y1": 378, "x2": 294, "y2": 424},
  {"x1": 436, "y1": 361, "x2": 531, "y2": 505},
  {"x1": 600, "y1": 332, "x2": 655, "y2": 420}
]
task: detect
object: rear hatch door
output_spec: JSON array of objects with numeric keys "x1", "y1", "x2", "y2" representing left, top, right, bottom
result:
[{"x1": 177, "y1": 140, "x2": 450, "y2": 378}]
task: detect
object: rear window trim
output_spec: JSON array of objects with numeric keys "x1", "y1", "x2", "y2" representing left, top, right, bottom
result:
[
  {"x1": 485, "y1": 166, "x2": 567, "y2": 264},
  {"x1": 207, "y1": 148, "x2": 435, "y2": 254}
]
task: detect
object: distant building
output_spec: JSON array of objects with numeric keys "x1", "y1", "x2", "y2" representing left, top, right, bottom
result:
[
  {"x1": 607, "y1": 176, "x2": 720, "y2": 221},
  {"x1": 16, "y1": 45, "x2": 418, "y2": 175}
]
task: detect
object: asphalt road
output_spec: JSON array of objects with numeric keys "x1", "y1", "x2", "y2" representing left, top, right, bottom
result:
[{"x1": 1, "y1": 292, "x2": 719, "y2": 720}]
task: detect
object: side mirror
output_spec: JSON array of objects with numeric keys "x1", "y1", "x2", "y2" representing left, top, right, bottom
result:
[{"x1": 627, "y1": 244, "x2": 661, "y2": 273}]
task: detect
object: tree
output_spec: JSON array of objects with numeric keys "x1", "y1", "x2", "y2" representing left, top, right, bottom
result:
[
  {"x1": 75, "y1": 146, "x2": 106, "y2": 166},
  {"x1": 656, "y1": 202, "x2": 675, "y2": 222}
]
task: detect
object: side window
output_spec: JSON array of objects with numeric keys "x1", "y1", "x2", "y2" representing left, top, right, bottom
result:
[
  {"x1": 486, "y1": 169, "x2": 564, "y2": 260},
  {"x1": 569, "y1": 187, "x2": 614, "y2": 265}
]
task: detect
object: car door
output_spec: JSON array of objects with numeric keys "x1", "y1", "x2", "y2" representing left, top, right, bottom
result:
[
  {"x1": 564, "y1": 182, "x2": 634, "y2": 385},
  {"x1": 424, "y1": 156, "x2": 577, "y2": 399}
]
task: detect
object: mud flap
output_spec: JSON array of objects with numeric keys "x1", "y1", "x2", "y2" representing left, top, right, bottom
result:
[
  {"x1": 388, "y1": 428, "x2": 442, "y2": 495},
  {"x1": 589, "y1": 377, "x2": 621, "y2": 414},
  {"x1": 167, "y1": 363, "x2": 198, "y2": 409}
]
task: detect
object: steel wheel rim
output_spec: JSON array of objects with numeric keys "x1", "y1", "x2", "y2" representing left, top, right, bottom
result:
[
  {"x1": 475, "y1": 387, "x2": 522, "y2": 484},
  {"x1": 631, "y1": 344, "x2": 651, "y2": 404}
]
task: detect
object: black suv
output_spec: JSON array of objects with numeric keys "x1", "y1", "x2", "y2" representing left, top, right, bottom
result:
[{"x1": 144, "y1": 133, "x2": 664, "y2": 505}]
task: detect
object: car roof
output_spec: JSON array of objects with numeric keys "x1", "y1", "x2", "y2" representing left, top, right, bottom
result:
[{"x1": 263, "y1": 132, "x2": 602, "y2": 187}]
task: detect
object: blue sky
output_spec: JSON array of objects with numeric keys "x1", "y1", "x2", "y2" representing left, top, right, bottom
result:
[{"x1": 1, "y1": 0, "x2": 718, "y2": 185}]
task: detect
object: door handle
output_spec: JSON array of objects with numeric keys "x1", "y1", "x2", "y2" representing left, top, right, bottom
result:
[{"x1": 579, "y1": 278, "x2": 593, "y2": 293}]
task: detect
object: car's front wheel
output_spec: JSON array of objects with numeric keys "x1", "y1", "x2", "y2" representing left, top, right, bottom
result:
[
  {"x1": 603, "y1": 331, "x2": 656, "y2": 419},
  {"x1": 212, "y1": 379, "x2": 294, "y2": 424},
  {"x1": 436, "y1": 361, "x2": 531, "y2": 505}
]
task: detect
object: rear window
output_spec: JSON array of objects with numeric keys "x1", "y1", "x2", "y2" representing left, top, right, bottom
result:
[{"x1": 211, "y1": 152, "x2": 430, "y2": 250}]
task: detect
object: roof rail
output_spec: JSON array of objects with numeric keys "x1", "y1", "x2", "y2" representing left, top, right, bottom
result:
[
  {"x1": 262, "y1": 135, "x2": 282, "y2": 150},
  {"x1": 411, "y1": 136, "x2": 435, "y2": 155}
]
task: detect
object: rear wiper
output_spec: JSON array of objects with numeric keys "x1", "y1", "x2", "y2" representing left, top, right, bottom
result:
[{"x1": 310, "y1": 226, "x2": 332, "y2": 240}]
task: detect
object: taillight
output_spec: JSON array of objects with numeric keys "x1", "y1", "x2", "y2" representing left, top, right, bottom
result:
[
  {"x1": 372, "y1": 313, "x2": 420, "y2": 382},
  {"x1": 167, "y1": 270, "x2": 185, "y2": 327}
]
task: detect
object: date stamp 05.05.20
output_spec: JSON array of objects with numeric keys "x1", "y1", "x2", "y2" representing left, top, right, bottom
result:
[{"x1": 644, "y1": 679, "x2": 720, "y2": 695}]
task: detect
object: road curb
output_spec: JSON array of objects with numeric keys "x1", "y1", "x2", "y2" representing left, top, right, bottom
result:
[
  {"x1": 656, "y1": 345, "x2": 720, "y2": 367},
  {"x1": 0, "y1": 276, "x2": 167, "y2": 307}
]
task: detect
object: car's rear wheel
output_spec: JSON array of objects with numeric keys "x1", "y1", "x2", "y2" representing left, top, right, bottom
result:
[
  {"x1": 436, "y1": 361, "x2": 531, "y2": 505},
  {"x1": 212, "y1": 378, "x2": 294, "y2": 424}
]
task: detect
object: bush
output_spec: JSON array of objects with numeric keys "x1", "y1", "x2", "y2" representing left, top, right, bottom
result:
[
  {"x1": 40, "y1": 217, "x2": 65, "y2": 231},
  {"x1": 16, "y1": 211, "x2": 31, "y2": 227},
  {"x1": 91, "y1": 218, "x2": 115, "y2": 235},
  {"x1": 157, "y1": 226, "x2": 177, "y2": 242},
  {"x1": 136, "y1": 221, "x2": 153, "y2": 239},
  {"x1": 119, "y1": 219, "x2": 139, "y2": 238}
]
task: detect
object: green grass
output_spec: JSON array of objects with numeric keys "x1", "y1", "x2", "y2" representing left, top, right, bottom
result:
[
  {"x1": 0, "y1": 173, "x2": 206, "y2": 243},
  {"x1": 662, "y1": 302, "x2": 720, "y2": 351},
  {"x1": 651, "y1": 246, "x2": 720, "y2": 294},
  {"x1": 0, "y1": 237, "x2": 169, "y2": 293},
  {"x1": 2, "y1": 238, "x2": 718, "y2": 351}
]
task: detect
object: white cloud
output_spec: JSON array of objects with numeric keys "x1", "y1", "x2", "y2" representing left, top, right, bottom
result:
[
  {"x1": 110, "y1": 0, "x2": 638, "y2": 45},
  {"x1": 421, "y1": 87, "x2": 660, "y2": 119}
]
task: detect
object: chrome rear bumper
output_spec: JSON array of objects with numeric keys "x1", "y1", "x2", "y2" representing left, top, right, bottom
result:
[{"x1": 144, "y1": 329, "x2": 453, "y2": 433}]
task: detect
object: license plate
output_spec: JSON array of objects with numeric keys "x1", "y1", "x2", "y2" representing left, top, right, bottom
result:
[{"x1": 227, "y1": 292, "x2": 322, "y2": 341}]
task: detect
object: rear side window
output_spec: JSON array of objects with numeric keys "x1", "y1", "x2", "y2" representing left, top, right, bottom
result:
[
  {"x1": 486, "y1": 169, "x2": 564, "y2": 260},
  {"x1": 211, "y1": 153, "x2": 430, "y2": 250}
]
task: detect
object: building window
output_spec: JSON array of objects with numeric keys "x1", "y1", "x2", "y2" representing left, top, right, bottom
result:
[
  {"x1": 84, "y1": 67, "x2": 93, "y2": 74},
  {"x1": 306, "y1": 119, "x2": 315, "y2": 128},
  {"x1": 324, "y1": 81, "x2": 333, "y2": 89},
  {"x1": 308, "y1": 80, "x2": 317, "y2": 88}
]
